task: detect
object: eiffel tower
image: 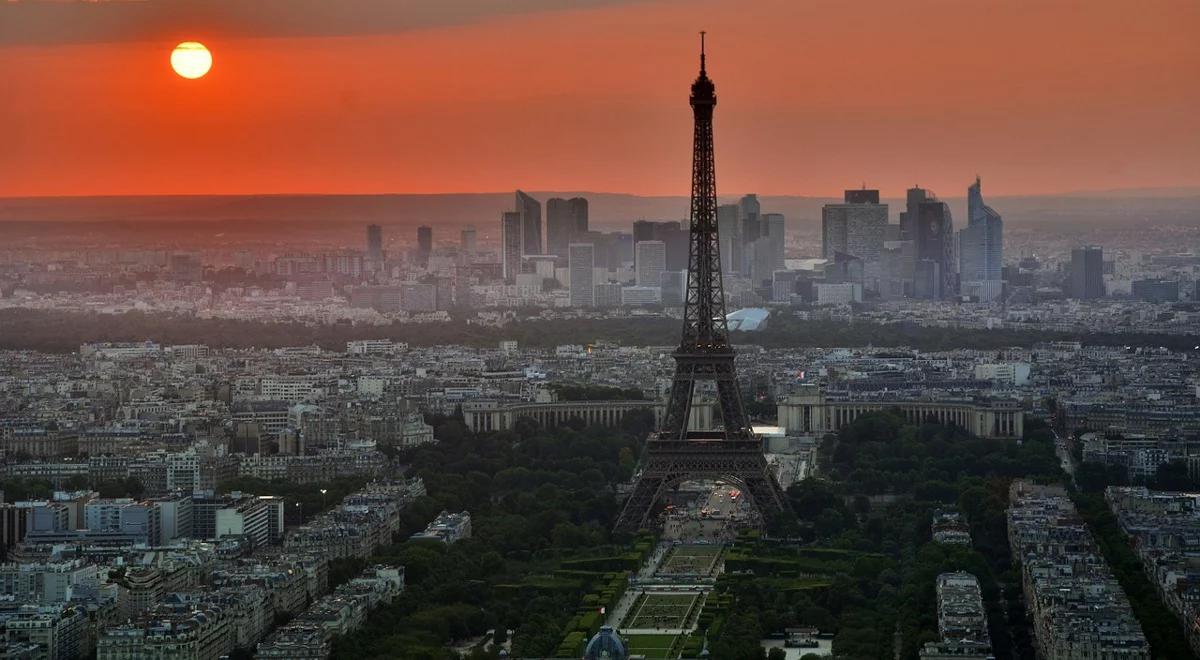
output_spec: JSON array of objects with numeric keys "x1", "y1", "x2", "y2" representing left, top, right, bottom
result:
[{"x1": 613, "y1": 34, "x2": 790, "y2": 533}]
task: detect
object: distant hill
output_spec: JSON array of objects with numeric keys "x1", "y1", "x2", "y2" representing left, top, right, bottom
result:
[{"x1": 1, "y1": 189, "x2": 1198, "y2": 232}]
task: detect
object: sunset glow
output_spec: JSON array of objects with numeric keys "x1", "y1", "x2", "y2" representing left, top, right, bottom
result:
[{"x1": 1, "y1": 0, "x2": 1197, "y2": 197}]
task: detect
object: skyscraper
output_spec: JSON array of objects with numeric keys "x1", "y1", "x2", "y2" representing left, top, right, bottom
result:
[
  {"x1": 915, "y1": 197, "x2": 955, "y2": 299},
  {"x1": 460, "y1": 226, "x2": 477, "y2": 261},
  {"x1": 1070, "y1": 246, "x2": 1105, "y2": 299},
  {"x1": 899, "y1": 186, "x2": 929, "y2": 241},
  {"x1": 547, "y1": 197, "x2": 589, "y2": 257},
  {"x1": 568, "y1": 243, "x2": 595, "y2": 307},
  {"x1": 738, "y1": 194, "x2": 761, "y2": 272},
  {"x1": 633, "y1": 221, "x2": 688, "y2": 271},
  {"x1": 959, "y1": 176, "x2": 1004, "y2": 302},
  {"x1": 716, "y1": 204, "x2": 740, "y2": 274},
  {"x1": 500, "y1": 211, "x2": 522, "y2": 282},
  {"x1": 569, "y1": 197, "x2": 589, "y2": 235},
  {"x1": 515, "y1": 190, "x2": 542, "y2": 255},
  {"x1": 546, "y1": 198, "x2": 572, "y2": 257},
  {"x1": 635, "y1": 240, "x2": 667, "y2": 287},
  {"x1": 821, "y1": 190, "x2": 887, "y2": 292},
  {"x1": 366, "y1": 224, "x2": 383, "y2": 261},
  {"x1": 416, "y1": 225, "x2": 432, "y2": 267},
  {"x1": 764, "y1": 213, "x2": 786, "y2": 272}
]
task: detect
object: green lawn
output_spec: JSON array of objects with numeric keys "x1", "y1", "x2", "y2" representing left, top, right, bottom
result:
[
  {"x1": 624, "y1": 633, "x2": 679, "y2": 659},
  {"x1": 623, "y1": 592, "x2": 701, "y2": 629},
  {"x1": 659, "y1": 544, "x2": 723, "y2": 575}
]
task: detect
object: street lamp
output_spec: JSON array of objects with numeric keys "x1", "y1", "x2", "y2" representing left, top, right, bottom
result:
[
  {"x1": 295, "y1": 501, "x2": 303, "y2": 524},
  {"x1": 320, "y1": 488, "x2": 328, "y2": 509}
]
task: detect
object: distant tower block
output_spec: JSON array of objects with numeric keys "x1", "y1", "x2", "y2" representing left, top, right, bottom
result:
[{"x1": 614, "y1": 34, "x2": 790, "y2": 533}]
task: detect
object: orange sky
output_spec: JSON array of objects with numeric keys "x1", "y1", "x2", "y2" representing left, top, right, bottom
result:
[{"x1": 1, "y1": 0, "x2": 1198, "y2": 198}]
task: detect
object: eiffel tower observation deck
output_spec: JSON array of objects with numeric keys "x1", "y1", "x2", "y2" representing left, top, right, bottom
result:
[{"x1": 613, "y1": 35, "x2": 791, "y2": 534}]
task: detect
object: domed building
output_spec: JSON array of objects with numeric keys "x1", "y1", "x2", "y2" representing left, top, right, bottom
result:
[{"x1": 582, "y1": 625, "x2": 627, "y2": 660}]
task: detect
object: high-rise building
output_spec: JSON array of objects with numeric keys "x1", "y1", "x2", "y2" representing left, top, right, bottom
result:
[
  {"x1": 460, "y1": 226, "x2": 477, "y2": 261},
  {"x1": 500, "y1": 211, "x2": 523, "y2": 282},
  {"x1": 569, "y1": 243, "x2": 595, "y2": 307},
  {"x1": 1070, "y1": 246, "x2": 1106, "y2": 299},
  {"x1": 899, "y1": 186, "x2": 929, "y2": 241},
  {"x1": 416, "y1": 225, "x2": 432, "y2": 267},
  {"x1": 569, "y1": 197, "x2": 589, "y2": 234},
  {"x1": 716, "y1": 204, "x2": 741, "y2": 274},
  {"x1": 959, "y1": 177, "x2": 1004, "y2": 302},
  {"x1": 764, "y1": 212, "x2": 786, "y2": 272},
  {"x1": 822, "y1": 190, "x2": 887, "y2": 291},
  {"x1": 738, "y1": 194, "x2": 762, "y2": 272},
  {"x1": 594, "y1": 281, "x2": 622, "y2": 307},
  {"x1": 366, "y1": 224, "x2": 383, "y2": 261},
  {"x1": 546, "y1": 198, "x2": 572, "y2": 258},
  {"x1": 515, "y1": 190, "x2": 542, "y2": 255},
  {"x1": 880, "y1": 240, "x2": 916, "y2": 299},
  {"x1": 546, "y1": 197, "x2": 589, "y2": 257},
  {"x1": 633, "y1": 220, "x2": 688, "y2": 271},
  {"x1": 1131, "y1": 278, "x2": 1179, "y2": 303},
  {"x1": 635, "y1": 240, "x2": 667, "y2": 287},
  {"x1": 660, "y1": 270, "x2": 686, "y2": 306},
  {"x1": 915, "y1": 197, "x2": 955, "y2": 299}
]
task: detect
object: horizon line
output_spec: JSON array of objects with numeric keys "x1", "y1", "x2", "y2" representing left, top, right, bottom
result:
[{"x1": 3, "y1": 185, "x2": 1200, "y2": 203}]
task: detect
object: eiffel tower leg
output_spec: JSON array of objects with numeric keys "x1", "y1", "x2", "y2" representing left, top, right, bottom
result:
[{"x1": 614, "y1": 466, "x2": 669, "y2": 534}]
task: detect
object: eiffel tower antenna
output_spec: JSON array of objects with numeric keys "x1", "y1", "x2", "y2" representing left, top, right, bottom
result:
[{"x1": 613, "y1": 36, "x2": 790, "y2": 533}]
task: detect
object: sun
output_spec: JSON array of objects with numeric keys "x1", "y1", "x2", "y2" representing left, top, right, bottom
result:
[{"x1": 171, "y1": 42, "x2": 212, "y2": 79}]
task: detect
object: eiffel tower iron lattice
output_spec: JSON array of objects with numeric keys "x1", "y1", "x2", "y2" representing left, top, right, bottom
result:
[{"x1": 613, "y1": 34, "x2": 790, "y2": 533}]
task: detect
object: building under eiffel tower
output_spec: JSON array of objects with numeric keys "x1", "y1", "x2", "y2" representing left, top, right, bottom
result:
[{"x1": 613, "y1": 36, "x2": 790, "y2": 534}]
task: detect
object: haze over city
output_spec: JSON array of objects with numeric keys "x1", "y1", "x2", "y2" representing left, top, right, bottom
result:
[{"x1": 2, "y1": 2, "x2": 1200, "y2": 660}]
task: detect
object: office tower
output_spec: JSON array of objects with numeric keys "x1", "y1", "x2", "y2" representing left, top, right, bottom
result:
[
  {"x1": 416, "y1": 225, "x2": 432, "y2": 267},
  {"x1": 764, "y1": 213, "x2": 786, "y2": 272},
  {"x1": 615, "y1": 37, "x2": 788, "y2": 532},
  {"x1": 772, "y1": 269, "x2": 800, "y2": 302},
  {"x1": 594, "y1": 281, "x2": 622, "y2": 307},
  {"x1": 959, "y1": 176, "x2": 1004, "y2": 302},
  {"x1": 366, "y1": 224, "x2": 383, "y2": 261},
  {"x1": 569, "y1": 243, "x2": 595, "y2": 307},
  {"x1": 546, "y1": 198, "x2": 573, "y2": 257},
  {"x1": 1070, "y1": 246, "x2": 1105, "y2": 299},
  {"x1": 515, "y1": 190, "x2": 542, "y2": 255},
  {"x1": 738, "y1": 193, "x2": 762, "y2": 265},
  {"x1": 612, "y1": 232, "x2": 635, "y2": 268},
  {"x1": 914, "y1": 259, "x2": 941, "y2": 300},
  {"x1": 635, "y1": 240, "x2": 667, "y2": 287},
  {"x1": 660, "y1": 270, "x2": 686, "y2": 306},
  {"x1": 569, "y1": 197, "x2": 589, "y2": 233},
  {"x1": 1131, "y1": 278, "x2": 1179, "y2": 303},
  {"x1": 500, "y1": 211, "x2": 522, "y2": 281},
  {"x1": 745, "y1": 237, "x2": 776, "y2": 287},
  {"x1": 717, "y1": 204, "x2": 740, "y2": 274},
  {"x1": 633, "y1": 220, "x2": 689, "y2": 271},
  {"x1": 460, "y1": 226, "x2": 477, "y2": 260},
  {"x1": 620, "y1": 285, "x2": 662, "y2": 306},
  {"x1": 880, "y1": 240, "x2": 916, "y2": 299},
  {"x1": 899, "y1": 186, "x2": 929, "y2": 241},
  {"x1": 915, "y1": 197, "x2": 955, "y2": 299},
  {"x1": 821, "y1": 190, "x2": 887, "y2": 291},
  {"x1": 546, "y1": 196, "x2": 588, "y2": 257}
]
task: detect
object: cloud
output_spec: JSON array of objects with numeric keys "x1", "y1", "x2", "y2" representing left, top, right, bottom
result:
[{"x1": 0, "y1": 0, "x2": 642, "y2": 46}]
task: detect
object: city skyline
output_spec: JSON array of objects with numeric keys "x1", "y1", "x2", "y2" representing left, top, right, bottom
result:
[
  {"x1": 3, "y1": 0, "x2": 1199, "y2": 198},
  {"x1": 1, "y1": 5, "x2": 1199, "y2": 660}
]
